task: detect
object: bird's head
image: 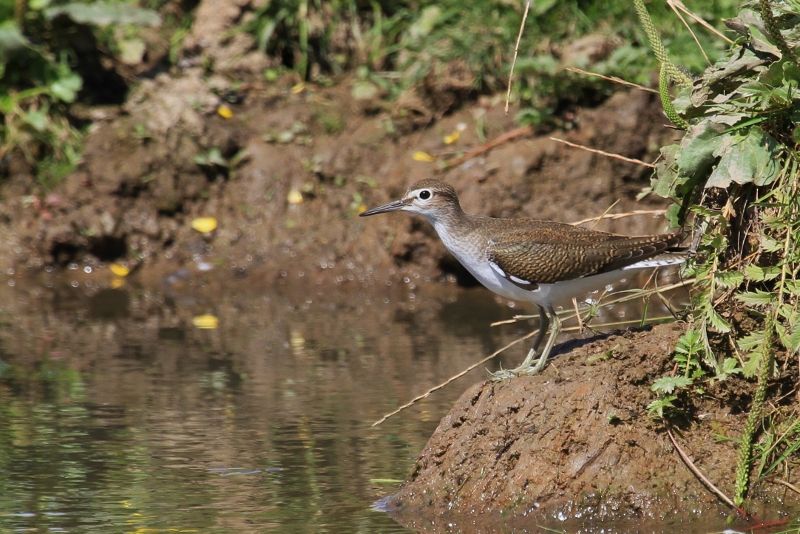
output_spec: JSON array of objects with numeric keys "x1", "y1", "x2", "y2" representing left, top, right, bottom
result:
[{"x1": 359, "y1": 179, "x2": 461, "y2": 222}]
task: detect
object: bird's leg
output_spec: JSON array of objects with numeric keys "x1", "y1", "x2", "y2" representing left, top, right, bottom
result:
[
  {"x1": 528, "y1": 306, "x2": 560, "y2": 374},
  {"x1": 516, "y1": 305, "x2": 548, "y2": 368},
  {"x1": 491, "y1": 305, "x2": 551, "y2": 380}
]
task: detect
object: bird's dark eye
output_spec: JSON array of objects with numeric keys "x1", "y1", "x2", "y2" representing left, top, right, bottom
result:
[{"x1": 418, "y1": 189, "x2": 432, "y2": 200}]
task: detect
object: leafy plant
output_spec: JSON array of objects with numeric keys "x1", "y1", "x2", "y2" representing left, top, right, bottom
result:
[
  {"x1": 0, "y1": 1, "x2": 160, "y2": 189},
  {"x1": 638, "y1": 0, "x2": 800, "y2": 508}
]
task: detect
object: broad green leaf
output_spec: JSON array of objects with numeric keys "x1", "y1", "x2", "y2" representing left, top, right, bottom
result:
[
  {"x1": 706, "y1": 127, "x2": 781, "y2": 188},
  {"x1": 736, "y1": 290, "x2": 774, "y2": 307},
  {"x1": 676, "y1": 120, "x2": 727, "y2": 180},
  {"x1": 651, "y1": 375, "x2": 693, "y2": 394},
  {"x1": 45, "y1": 2, "x2": 161, "y2": 27}
]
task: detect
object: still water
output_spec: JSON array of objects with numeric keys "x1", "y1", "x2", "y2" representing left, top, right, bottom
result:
[
  {"x1": 0, "y1": 277, "x2": 536, "y2": 532},
  {"x1": 0, "y1": 270, "x2": 684, "y2": 532}
]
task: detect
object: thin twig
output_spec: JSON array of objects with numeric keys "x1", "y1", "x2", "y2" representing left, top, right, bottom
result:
[
  {"x1": 571, "y1": 209, "x2": 666, "y2": 225},
  {"x1": 375, "y1": 313, "x2": 680, "y2": 427},
  {"x1": 667, "y1": 0, "x2": 710, "y2": 64},
  {"x1": 506, "y1": 0, "x2": 532, "y2": 114},
  {"x1": 372, "y1": 330, "x2": 538, "y2": 427},
  {"x1": 668, "y1": 0, "x2": 734, "y2": 44},
  {"x1": 444, "y1": 126, "x2": 533, "y2": 169},
  {"x1": 667, "y1": 428, "x2": 737, "y2": 508},
  {"x1": 571, "y1": 297, "x2": 584, "y2": 333},
  {"x1": 549, "y1": 137, "x2": 656, "y2": 168},
  {"x1": 375, "y1": 277, "x2": 694, "y2": 426},
  {"x1": 564, "y1": 66, "x2": 658, "y2": 94},
  {"x1": 775, "y1": 479, "x2": 800, "y2": 496},
  {"x1": 587, "y1": 199, "x2": 620, "y2": 231}
]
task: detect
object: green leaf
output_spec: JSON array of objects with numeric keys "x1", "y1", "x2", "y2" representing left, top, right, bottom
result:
[
  {"x1": 50, "y1": 72, "x2": 82, "y2": 103},
  {"x1": 676, "y1": 120, "x2": 727, "y2": 180},
  {"x1": 716, "y1": 270, "x2": 744, "y2": 289},
  {"x1": 44, "y1": 2, "x2": 161, "y2": 27},
  {"x1": 652, "y1": 144, "x2": 680, "y2": 198},
  {"x1": 785, "y1": 280, "x2": 800, "y2": 295},
  {"x1": 705, "y1": 306, "x2": 731, "y2": 333},
  {"x1": 744, "y1": 264, "x2": 781, "y2": 281},
  {"x1": 737, "y1": 331, "x2": 765, "y2": 351},
  {"x1": 759, "y1": 232, "x2": 782, "y2": 253},
  {"x1": 647, "y1": 395, "x2": 677, "y2": 418},
  {"x1": 720, "y1": 357, "x2": 742, "y2": 377},
  {"x1": 743, "y1": 352, "x2": 762, "y2": 378},
  {"x1": 118, "y1": 37, "x2": 146, "y2": 65},
  {"x1": 706, "y1": 127, "x2": 781, "y2": 188},
  {"x1": 736, "y1": 290, "x2": 774, "y2": 307},
  {"x1": 652, "y1": 375, "x2": 693, "y2": 394},
  {"x1": 23, "y1": 109, "x2": 48, "y2": 132},
  {"x1": 0, "y1": 21, "x2": 29, "y2": 59}
]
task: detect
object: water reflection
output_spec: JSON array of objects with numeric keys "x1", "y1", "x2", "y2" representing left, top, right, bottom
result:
[{"x1": 0, "y1": 271, "x2": 685, "y2": 532}]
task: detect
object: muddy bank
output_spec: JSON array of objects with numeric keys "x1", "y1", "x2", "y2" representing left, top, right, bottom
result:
[
  {"x1": 383, "y1": 323, "x2": 799, "y2": 531},
  {"x1": 0, "y1": 52, "x2": 675, "y2": 291}
]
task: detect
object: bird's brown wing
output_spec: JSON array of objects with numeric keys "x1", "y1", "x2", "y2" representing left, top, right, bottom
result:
[{"x1": 487, "y1": 230, "x2": 684, "y2": 286}]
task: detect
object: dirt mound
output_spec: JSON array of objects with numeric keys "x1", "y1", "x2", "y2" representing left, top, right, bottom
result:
[
  {"x1": 0, "y1": 76, "x2": 675, "y2": 290},
  {"x1": 383, "y1": 323, "x2": 798, "y2": 531}
]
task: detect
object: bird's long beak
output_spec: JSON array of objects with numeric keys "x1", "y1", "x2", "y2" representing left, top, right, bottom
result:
[{"x1": 359, "y1": 198, "x2": 410, "y2": 217}]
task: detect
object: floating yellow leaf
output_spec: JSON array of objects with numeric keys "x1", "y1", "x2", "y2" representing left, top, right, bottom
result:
[
  {"x1": 412, "y1": 151, "x2": 435, "y2": 162},
  {"x1": 110, "y1": 263, "x2": 130, "y2": 277},
  {"x1": 193, "y1": 314, "x2": 219, "y2": 330},
  {"x1": 291, "y1": 82, "x2": 305, "y2": 94},
  {"x1": 217, "y1": 105, "x2": 234, "y2": 119},
  {"x1": 191, "y1": 217, "x2": 218, "y2": 234},
  {"x1": 443, "y1": 131, "x2": 460, "y2": 145},
  {"x1": 287, "y1": 189, "x2": 304, "y2": 205}
]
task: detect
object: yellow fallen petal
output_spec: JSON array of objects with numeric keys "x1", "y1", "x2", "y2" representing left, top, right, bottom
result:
[
  {"x1": 191, "y1": 217, "x2": 218, "y2": 234},
  {"x1": 217, "y1": 105, "x2": 234, "y2": 119},
  {"x1": 192, "y1": 314, "x2": 219, "y2": 330},
  {"x1": 110, "y1": 277, "x2": 126, "y2": 289},
  {"x1": 287, "y1": 189, "x2": 304, "y2": 205},
  {"x1": 443, "y1": 131, "x2": 460, "y2": 145},
  {"x1": 412, "y1": 151, "x2": 435, "y2": 162},
  {"x1": 110, "y1": 263, "x2": 130, "y2": 277},
  {"x1": 291, "y1": 82, "x2": 305, "y2": 94}
]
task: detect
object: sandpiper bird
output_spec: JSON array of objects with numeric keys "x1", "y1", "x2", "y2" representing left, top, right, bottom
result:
[{"x1": 361, "y1": 179, "x2": 685, "y2": 378}]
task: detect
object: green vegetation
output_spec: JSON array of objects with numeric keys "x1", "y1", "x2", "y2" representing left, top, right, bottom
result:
[
  {"x1": 2, "y1": 0, "x2": 741, "y2": 190},
  {"x1": 638, "y1": 0, "x2": 799, "y2": 509},
  {"x1": 247, "y1": 0, "x2": 738, "y2": 125},
  {"x1": 0, "y1": 0, "x2": 160, "y2": 189}
]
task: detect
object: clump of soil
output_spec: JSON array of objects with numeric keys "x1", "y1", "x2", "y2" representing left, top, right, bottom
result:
[
  {"x1": 383, "y1": 323, "x2": 799, "y2": 530},
  {"x1": 0, "y1": 78, "x2": 675, "y2": 289}
]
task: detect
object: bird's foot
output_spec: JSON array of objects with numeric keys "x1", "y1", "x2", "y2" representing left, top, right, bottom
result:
[{"x1": 489, "y1": 364, "x2": 542, "y2": 381}]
